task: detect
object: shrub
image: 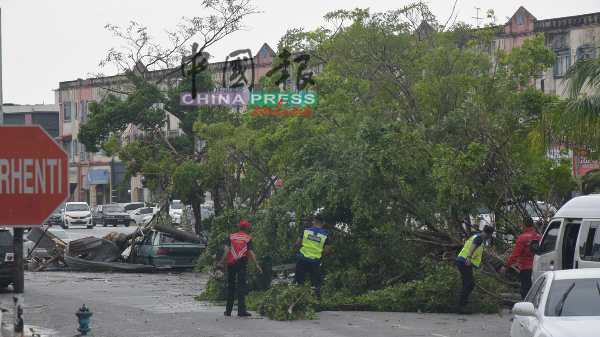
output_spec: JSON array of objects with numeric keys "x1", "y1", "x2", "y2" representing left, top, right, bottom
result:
[{"x1": 247, "y1": 283, "x2": 319, "y2": 320}]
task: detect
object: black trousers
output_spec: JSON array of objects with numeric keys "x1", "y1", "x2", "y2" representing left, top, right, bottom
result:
[
  {"x1": 520, "y1": 269, "x2": 533, "y2": 301},
  {"x1": 456, "y1": 261, "x2": 475, "y2": 308},
  {"x1": 226, "y1": 260, "x2": 247, "y2": 314},
  {"x1": 294, "y1": 257, "x2": 322, "y2": 299}
]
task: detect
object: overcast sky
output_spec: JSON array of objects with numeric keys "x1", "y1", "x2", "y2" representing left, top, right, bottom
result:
[{"x1": 2, "y1": 0, "x2": 600, "y2": 105}]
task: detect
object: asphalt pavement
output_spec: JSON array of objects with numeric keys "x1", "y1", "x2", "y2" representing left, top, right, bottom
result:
[{"x1": 0, "y1": 271, "x2": 515, "y2": 337}]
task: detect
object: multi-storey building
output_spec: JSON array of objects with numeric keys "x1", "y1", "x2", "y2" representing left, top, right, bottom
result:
[
  {"x1": 57, "y1": 43, "x2": 278, "y2": 205},
  {"x1": 2, "y1": 98, "x2": 59, "y2": 138},
  {"x1": 489, "y1": 7, "x2": 600, "y2": 180}
]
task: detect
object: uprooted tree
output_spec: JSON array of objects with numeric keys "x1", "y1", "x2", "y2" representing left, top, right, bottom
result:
[
  {"x1": 195, "y1": 4, "x2": 577, "y2": 311},
  {"x1": 78, "y1": 0, "x2": 260, "y2": 233}
]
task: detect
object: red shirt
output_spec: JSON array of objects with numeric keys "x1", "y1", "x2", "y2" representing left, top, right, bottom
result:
[{"x1": 505, "y1": 227, "x2": 541, "y2": 270}]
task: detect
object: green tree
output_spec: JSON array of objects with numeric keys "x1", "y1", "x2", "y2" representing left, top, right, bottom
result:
[{"x1": 78, "y1": 0, "x2": 259, "y2": 232}]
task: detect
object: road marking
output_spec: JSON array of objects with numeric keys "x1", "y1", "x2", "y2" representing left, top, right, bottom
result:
[
  {"x1": 359, "y1": 318, "x2": 375, "y2": 321},
  {"x1": 432, "y1": 334, "x2": 449, "y2": 337}
]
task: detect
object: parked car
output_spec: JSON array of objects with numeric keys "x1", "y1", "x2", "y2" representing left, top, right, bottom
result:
[
  {"x1": 121, "y1": 202, "x2": 145, "y2": 213},
  {"x1": 169, "y1": 200, "x2": 185, "y2": 224},
  {"x1": 61, "y1": 202, "x2": 93, "y2": 229},
  {"x1": 44, "y1": 205, "x2": 64, "y2": 227},
  {"x1": 129, "y1": 207, "x2": 158, "y2": 224},
  {"x1": 135, "y1": 229, "x2": 205, "y2": 268},
  {"x1": 510, "y1": 269, "x2": 600, "y2": 337},
  {"x1": 92, "y1": 204, "x2": 133, "y2": 227},
  {"x1": 531, "y1": 195, "x2": 600, "y2": 282},
  {"x1": 25, "y1": 229, "x2": 72, "y2": 259},
  {"x1": 0, "y1": 229, "x2": 14, "y2": 288}
]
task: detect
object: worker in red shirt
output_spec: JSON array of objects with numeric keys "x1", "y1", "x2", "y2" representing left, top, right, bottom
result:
[
  {"x1": 500, "y1": 217, "x2": 541, "y2": 300},
  {"x1": 220, "y1": 220, "x2": 262, "y2": 317}
]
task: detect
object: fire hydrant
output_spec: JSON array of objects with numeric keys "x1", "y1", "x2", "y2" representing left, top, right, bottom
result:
[{"x1": 75, "y1": 304, "x2": 93, "y2": 336}]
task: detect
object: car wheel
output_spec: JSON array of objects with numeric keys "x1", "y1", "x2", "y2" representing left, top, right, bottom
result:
[
  {"x1": 113, "y1": 224, "x2": 118, "y2": 227},
  {"x1": 48, "y1": 224, "x2": 52, "y2": 227},
  {"x1": 62, "y1": 221, "x2": 68, "y2": 229},
  {"x1": 87, "y1": 225, "x2": 93, "y2": 229},
  {"x1": 102, "y1": 219, "x2": 107, "y2": 227},
  {"x1": 125, "y1": 222, "x2": 130, "y2": 228}
]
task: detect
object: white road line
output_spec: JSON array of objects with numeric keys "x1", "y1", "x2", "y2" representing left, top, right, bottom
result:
[{"x1": 432, "y1": 333, "x2": 449, "y2": 337}]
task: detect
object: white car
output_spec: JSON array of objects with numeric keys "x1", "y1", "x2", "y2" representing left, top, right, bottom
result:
[
  {"x1": 129, "y1": 207, "x2": 158, "y2": 224},
  {"x1": 510, "y1": 269, "x2": 600, "y2": 337},
  {"x1": 61, "y1": 202, "x2": 93, "y2": 229},
  {"x1": 169, "y1": 200, "x2": 184, "y2": 224}
]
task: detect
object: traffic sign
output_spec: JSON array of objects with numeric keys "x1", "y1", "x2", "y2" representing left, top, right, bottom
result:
[{"x1": 0, "y1": 125, "x2": 69, "y2": 226}]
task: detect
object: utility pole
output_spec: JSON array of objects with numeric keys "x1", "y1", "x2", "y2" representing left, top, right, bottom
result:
[{"x1": 472, "y1": 7, "x2": 483, "y2": 29}]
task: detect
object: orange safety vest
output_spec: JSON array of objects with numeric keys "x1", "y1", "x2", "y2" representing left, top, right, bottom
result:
[{"x1": 227, "y1": 232, "x2": 251, "y2": 265}]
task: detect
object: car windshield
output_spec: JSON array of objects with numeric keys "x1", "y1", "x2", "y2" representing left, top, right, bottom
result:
[
  {"x1": 171, "y1": 202, "x2": 183, "y2": 210},
  {"x1": 50, "y1": 231, "x2": 69, "y2": 240},
  {"x1": 103, "y1": 206, "x2": 123, "y2": 212},
  {"x1": 160, "y1": 233, "x2": 191, "y2": 243},
  {"x1": 545, "y1": 279, "x2": 600, "y2": 316},
  {"x1": 66, "y1": 204, "x2": 89, "y2": 212},
  {"x1": 0, "y1": 231, "x2": 12, "y2": 246}
]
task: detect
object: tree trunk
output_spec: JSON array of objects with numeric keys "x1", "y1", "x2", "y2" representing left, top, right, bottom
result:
[
  {"x1": 192, "y1": 201, "x2": 203, "y2": 234},
  {"x1": 212, "y1": 186, "x2": 222, "y2": 217}
]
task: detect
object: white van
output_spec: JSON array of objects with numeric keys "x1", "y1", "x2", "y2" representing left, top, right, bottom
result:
[{"x1": 531, "y1": 195, "x2": 600, "y2": 281}]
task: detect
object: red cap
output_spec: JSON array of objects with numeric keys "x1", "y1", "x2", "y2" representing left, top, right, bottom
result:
[{"x1": 239, "y1": 220, "x2": 249, "y2": 229}]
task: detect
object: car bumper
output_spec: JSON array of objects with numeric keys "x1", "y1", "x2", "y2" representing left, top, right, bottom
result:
[
  {"x1": 64, "y1": 218, "x2": 93, "y2": 226},
  {"x1": 150, "y1": 256, "x2": 199, "y2": 268},
  {"x1": 0, "y1": 263, "x2": 14, "y2": 282},
  {"x1": 104, "y1": 219, "x2": 132, "y2": 225}
]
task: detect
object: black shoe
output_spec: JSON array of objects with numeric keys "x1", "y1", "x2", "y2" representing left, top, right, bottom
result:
[
  {"x1": 237, "y1": 311, "x2": 252, "y2": 317},
  {"x1": 455, "y1": 306, "x2": 472, "y2": 315},
  {"x1": 224, "y1": 311, "x2": 231, "y2": 316}
]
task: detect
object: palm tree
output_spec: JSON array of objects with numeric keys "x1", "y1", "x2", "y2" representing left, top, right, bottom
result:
[{"x1": 554, "y1": 41, "x2": 600, "y2": 154}]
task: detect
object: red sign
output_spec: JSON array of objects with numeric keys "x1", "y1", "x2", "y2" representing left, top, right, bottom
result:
[{"x1": 0, "y1": 126, "x2": 69, "y2": 226}]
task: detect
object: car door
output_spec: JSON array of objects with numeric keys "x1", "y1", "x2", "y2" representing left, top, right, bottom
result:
[
  {"x1": 137, "y1": 232, "x2": 153, "y2": 265},
  {"x1": 521, "y1": 276, "x2": 547, "y2": 337},
  {"x1": 512, "y1": 276, "x2": 546, "y2": 337},
  {"x1": 576, "y1": 220, "x2": 600, "y2": 269},
  {"x1": 533, "y1": 220, "x2": 562, "y2": 281}
]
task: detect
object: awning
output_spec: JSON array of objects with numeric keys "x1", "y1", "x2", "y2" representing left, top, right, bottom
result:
[{"x1": 54, "y1": 135, "x2": 72, "y2": 141}]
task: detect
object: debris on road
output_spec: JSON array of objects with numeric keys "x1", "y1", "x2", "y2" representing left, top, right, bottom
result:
[{"x1": 25, "y1": 224, "x2": 205, "y2": 272}]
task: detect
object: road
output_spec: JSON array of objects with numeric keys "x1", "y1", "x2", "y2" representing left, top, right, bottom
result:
[{"x1": 0, "y1": 271, "x2": 515, "y2": 337}]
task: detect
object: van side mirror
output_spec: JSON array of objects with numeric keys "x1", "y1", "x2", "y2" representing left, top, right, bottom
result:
[
  {"x1": 59, "y1": 209, "x2": 64, "y2": 212},
  {"x1": 530, "y1": 239, "x2": 540, "y2": 254}
]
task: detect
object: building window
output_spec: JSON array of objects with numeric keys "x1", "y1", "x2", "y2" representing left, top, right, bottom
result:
[
  {"x1": 517, "y1": 13, "x2": 524, "y2": 25},
  {"x1": 63, "y1": 141, "x2": 72, "y2": 159},
  {"x1": 554, "y1": 49, "x2": 571, "y2": 78},
  {"x1": 262, "y1": 49, "x2": 266, "y2": 58},
  {"x1": 80, "y1": 101, "x2": 85, "y2": 123},
  {"x1": 74, "y1": 101, "x2": 78, "y2": 120},
  {"x1": 577, "y1": 46, "x2": 596, "y2": 61},
  {"x1": 86, "y1": 101, "x2": 90, "y2": 123},
  {"x1": 80, "y1": 144, "x2": 86, "y2": 161},
  {"x1": 63, "y1": 102, "x2": 71, "y2": 122},
  {"x1": 73, "y1": 139, "x2": 79, "y2": 156},
  {"x1": 169, "y1": 130, "x2": 179, "y2": 137}
]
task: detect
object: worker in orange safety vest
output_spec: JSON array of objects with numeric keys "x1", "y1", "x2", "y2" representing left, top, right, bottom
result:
[{"x1": 220, "y1": 220, "x2": 262, "y2": 317}]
